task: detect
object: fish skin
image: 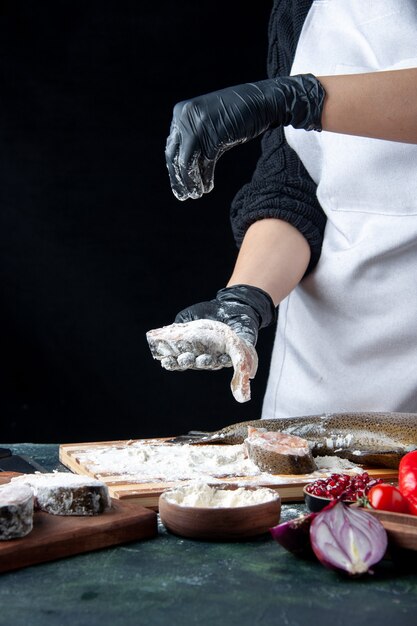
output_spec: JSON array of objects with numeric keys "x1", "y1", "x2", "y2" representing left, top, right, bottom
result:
[{"x1": 168, "y1": 412, "x2": 417, "y2": 469}]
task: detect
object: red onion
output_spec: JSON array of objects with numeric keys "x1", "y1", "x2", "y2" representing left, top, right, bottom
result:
[
  {"x1": 270, "y1": 513, "x2": 316, "y2": 557},
  {"x1": 310, "y1": 501, "x2": 388, "y2": 575}
]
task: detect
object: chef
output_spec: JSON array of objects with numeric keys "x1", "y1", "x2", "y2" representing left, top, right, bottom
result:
[{"x1": 163, "y1": 0, "x2": 417, "y2": 417}]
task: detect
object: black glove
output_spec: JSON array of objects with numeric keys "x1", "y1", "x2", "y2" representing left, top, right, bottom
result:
[
  {"x1": 175, "y1": 284, "x2": 277, "y2": 347},
  {"x1": 165, "y1": 73, "x2": 326, "y2": 200}
]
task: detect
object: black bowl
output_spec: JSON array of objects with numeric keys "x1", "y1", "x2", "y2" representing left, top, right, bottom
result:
[{"x1": 303, "y1": 485, "x2": 355, "y2": 512}]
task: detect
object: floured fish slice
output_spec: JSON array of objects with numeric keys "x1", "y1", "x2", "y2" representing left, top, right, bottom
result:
[
  {"x1": 244, "y1": 426, "x2": 317, "y2": 475},
  {"x1": 146, "y1": 319, "x2": 258, "y2": 402},
  {"x1": 0, "y1": 483, "x2": 34, "y2": 540},
  {"x1": 11, "y1": 472, "x2": 111, "y2": 516}
]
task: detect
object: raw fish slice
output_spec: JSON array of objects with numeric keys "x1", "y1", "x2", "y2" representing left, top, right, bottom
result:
[
  {"x1": 245, "y1": 426, "x2": 317, "y2": 475},
  {"x1": 146, "y1": 320, "x2": 258, "y2": 403}
]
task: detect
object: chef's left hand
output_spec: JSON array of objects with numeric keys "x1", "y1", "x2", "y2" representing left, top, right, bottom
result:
[{"x1": 165, "y1": 74, "x2": 325, "y2": 200}]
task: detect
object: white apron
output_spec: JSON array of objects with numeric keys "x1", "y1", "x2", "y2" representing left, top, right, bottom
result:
[{"x1": 262, "y1": 0, "x2": 417, "y2": 418}]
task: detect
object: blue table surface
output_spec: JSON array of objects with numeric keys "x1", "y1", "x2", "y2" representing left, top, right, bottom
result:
[{"x1": 1, "y1": 443, "x2": 417, "y2": 626}]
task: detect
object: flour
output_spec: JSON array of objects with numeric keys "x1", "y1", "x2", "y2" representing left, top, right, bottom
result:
[
  {"x1": 72, "y1": 441, "x2": 363, "y2": 485},
  {"x1": 75, "y1": 443, "x2": 260, "y2": 482},
  {"x1": 313, "y1": 456, "x2": 361, "y2": 474},
  {"x1": 12, "y1": 471, "x2": 107, "y2": 488},
  {"x1": 146, "y1": 320, "x2": 258, "y2": 402},
  {"x1": 163, "y1": 483, "x2": 279, "y2": 508}
]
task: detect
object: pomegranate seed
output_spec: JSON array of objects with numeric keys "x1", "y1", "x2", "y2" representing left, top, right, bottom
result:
[{"x1": 306, "y1": 472, "x2": 380, "y2": 502}]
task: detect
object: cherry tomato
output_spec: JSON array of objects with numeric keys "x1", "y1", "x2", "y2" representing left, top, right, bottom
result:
[
  {"x1": 367, "y1": 483, "x2": 410, "y2": 514},
  {"x1": 398, "y1": 450, "x2": 417, "y2": 497}
]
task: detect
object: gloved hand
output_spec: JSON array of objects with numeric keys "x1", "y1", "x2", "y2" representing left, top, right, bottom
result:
[
  {"x1": 165, "y1": 73, "x2": 326, "y2": 200},
  {"x1": 175, "y1": 284, "x2": 277, "y2": 348}
]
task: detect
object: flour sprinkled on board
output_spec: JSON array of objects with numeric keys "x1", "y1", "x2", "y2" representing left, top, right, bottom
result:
[
  {"x1": 75, "y1": 443, "x2": 259, "y2": 482},
  {"x1": 72, "y1": 441, "x2": 362, "y2": 485},
  {"x1": 313, "y1": 456, "x2": 362, "y2": 474}
]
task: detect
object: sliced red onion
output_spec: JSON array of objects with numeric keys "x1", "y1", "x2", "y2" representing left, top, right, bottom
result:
[
  {"x1": 310, "y1": 501, "x2": 388, "y2": 575},
  {"x1": 270, "y1": 513, "x2": 316, "y2": 557}
]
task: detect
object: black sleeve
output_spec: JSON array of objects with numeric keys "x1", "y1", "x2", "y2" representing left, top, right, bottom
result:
[{"x1": 230, "y1": 0, "x2": 326, "y2": 274}]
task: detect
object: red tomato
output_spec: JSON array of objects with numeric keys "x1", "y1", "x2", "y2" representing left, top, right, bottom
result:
[
  {"x1": 367, "y1": 484, "x2": 410, "y2": 514},
  {"x1": 404, "y1": 493, "x2": 417, "y2": 516},
  {"x1": 399, "y1": 450, "x2": 417, "y2": 498}
]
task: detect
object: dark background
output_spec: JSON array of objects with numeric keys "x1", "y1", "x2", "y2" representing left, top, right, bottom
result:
[{"x1": 0, "y1": 1, "x2": 276, "y2": 443}]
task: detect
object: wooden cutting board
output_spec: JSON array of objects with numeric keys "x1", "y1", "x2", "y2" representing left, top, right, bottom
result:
[
  {"x1": 59, "y1": 439, "x2": 399, "y2": 510},
  {"x1": 0, "y1": 473, "x2": 158, "y2": 573},
  {"x1": 366, "y1": 508, "x2": 417, "y2": 552}
]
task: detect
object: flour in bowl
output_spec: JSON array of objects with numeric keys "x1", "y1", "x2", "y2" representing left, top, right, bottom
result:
[{"x1": 163, "y1": 483, "x2": 280, "y2": 508}]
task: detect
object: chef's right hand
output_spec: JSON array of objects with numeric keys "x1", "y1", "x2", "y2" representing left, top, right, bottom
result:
[{"x1": 175, "y1": 284, "x2": 277, "y2": 348}]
